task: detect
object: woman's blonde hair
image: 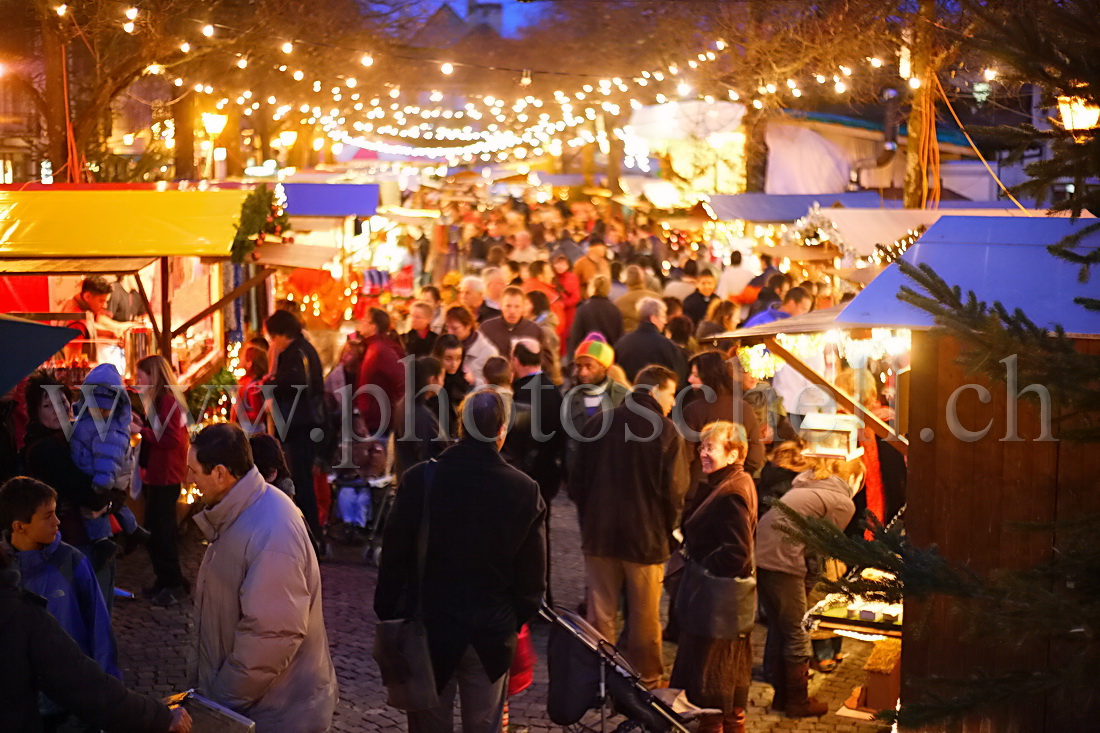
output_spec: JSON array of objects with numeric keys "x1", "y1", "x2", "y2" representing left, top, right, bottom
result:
[
  {"x1": 770, "y1": 438, "x2": 864, "y2": 482},
  {"x1": 770, "y1": 439, "x2": 814, "y2": 473},
  {"x1": 136, "y1": 355, "x2": 186, "y2": 412},
  {"x1": 835, "y1": 368, "x2": 879, "y2": 410},
  {"x1": 700, "y1": 420, "x2": 748, "y2": 463},
  {"x1": 811, "y1": 455, "x2": 865, "y2": 482}
]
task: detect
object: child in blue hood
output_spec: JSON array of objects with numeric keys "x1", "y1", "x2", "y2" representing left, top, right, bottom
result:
[
  {"x1": 70, "y1": 363, "x2": 147, "y2": 561},
  {"x1": 1, "y1": 477, "x2": 121, "y2": 727}
]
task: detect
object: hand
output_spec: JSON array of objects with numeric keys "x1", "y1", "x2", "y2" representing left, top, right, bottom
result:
[{"x1": 168, "y1": 706, "x2": 192, "y2": 733}]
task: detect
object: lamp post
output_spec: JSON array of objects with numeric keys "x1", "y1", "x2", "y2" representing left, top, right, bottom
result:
[
  {"x1": 1057, "y1": 96, "x2": 1100, "y2": 141},
  {"x1": 200, "y1": 112, "x2": 228, "y2": 179},
  {"x1": 278, "y1": 129, "x2": 298, "y2": 168}
]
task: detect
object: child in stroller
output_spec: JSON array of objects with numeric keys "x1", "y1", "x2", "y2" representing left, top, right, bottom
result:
[{"x1": 330, "y1": 439, "x2": 390, "y2": 545}]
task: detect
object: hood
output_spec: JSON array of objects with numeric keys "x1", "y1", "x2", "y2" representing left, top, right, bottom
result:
[
  {"x1": 81, "y1": 363, "x2": 126, "y2": 410},
  {"x1": 790, "y1": 470, "x2": 854, "y2": 497},
  {"x1": 12, "y1": 534, "x2": 60, "y2": 576}
]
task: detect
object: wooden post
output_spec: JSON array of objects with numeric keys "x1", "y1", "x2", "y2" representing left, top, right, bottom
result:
[
  {"x1": 763, "y1": 336, "x2": 908, "y2": 456},
  {"x1": 159, "y1": 257, "x2": 171, "y2": 357}
]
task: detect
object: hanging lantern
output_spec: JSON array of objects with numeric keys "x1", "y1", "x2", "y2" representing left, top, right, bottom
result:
[{"x1": 1057, "y1": 96, "x2": 1100, "y2": 140}]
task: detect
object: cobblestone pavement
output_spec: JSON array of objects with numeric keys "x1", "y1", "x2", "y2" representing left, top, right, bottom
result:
[{"x1": 114, "y1": 496, "x2": 888, "y2": 732}]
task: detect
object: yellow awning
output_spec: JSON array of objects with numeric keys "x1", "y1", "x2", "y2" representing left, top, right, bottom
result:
[{"x1": 0, "y1": 190, "x2": 247, "y2": 259}]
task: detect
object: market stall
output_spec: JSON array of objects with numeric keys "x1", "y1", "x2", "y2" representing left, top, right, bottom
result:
[
  {"x1": 815, "y1": 216, "x2": 1099, "y2": 731},
  {"x1": 0, "y1": 188, "x2": 247, "y2": 387}
]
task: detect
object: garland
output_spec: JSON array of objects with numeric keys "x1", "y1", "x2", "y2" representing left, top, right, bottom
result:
[{"x1": 231, "y1": 183, "x2": 292, "y2": 264}]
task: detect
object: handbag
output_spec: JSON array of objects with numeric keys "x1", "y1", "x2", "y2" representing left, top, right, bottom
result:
[
  {"x1": 675, "y1": 554, "x2": 756, "y2": 640},
  {"x1": 373, "y1": 460, "x2": 440, "y2": 711}
]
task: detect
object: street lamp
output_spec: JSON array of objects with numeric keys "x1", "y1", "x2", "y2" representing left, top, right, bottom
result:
[
  {"x1": 200, "y1": 113, "x2": 228, "y2": 179},
  {"x1": 1058, "y1": 96, "x2": 1100, "y2": 139}
]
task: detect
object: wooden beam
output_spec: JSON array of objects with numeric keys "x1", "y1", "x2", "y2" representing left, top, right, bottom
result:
[
  {"x1": 132, "y1": 274, "x2": 161, "y2": 349},
  {"x1": 763, "y1": 336, "x2": 909, "y2": 457},
  {"x1": 159, "y1": 257, "x2": 171, "y2": 357},
  {"x1": 170, "y1": 267, "x2": 275, "y2": 339}
]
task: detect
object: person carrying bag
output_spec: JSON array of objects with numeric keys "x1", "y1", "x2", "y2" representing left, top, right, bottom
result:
[
  {"x1": 373, "y1": 460, "x2": 439, "y2": 712},
  {"x1": 670, "y1": 421, "x2": 758, "y2": 733}
]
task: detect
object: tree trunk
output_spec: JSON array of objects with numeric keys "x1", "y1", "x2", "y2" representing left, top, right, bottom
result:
[
  {"x1": 742, "y1": 105, "x2": 768, "y2": 193},
  {"x1": 254, "y1": 109, "x2": 273, "y2": 164},
  {"x1": 172, "y1": 91, "x2": 196, "y2": 181},
  {"x1": 40, "y1": 11, "x2": 69, "y2": 182},
  {"x1": 604, "y1": 114, "x2": 622, "y2": 196},
  {"x1": 581, "y1": 121, "x2": 596, "y2": 186},
  {"x1": 221, "y1": 104, "x2": 244, "y2": 179},
  {"x1": 903, "y1": 0, "x2": 936, "y2": 208}
]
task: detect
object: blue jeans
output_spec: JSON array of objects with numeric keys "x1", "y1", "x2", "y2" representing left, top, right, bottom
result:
[{"x1": 82, "y1": 505, "x2": 138, "y2": 541}]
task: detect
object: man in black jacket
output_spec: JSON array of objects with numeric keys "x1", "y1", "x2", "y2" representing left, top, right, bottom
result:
[
  {"x1": 0, "y1": 550, "x2": 190, "y2": 733},
  {"x1": 567, "y1": 275, "x2": 624, "y2": 355},
  {"x1": 568, "y1": 365, "x2": 690, "y2": 689},
  {"x1": 375, "y1": 391, "x2": 546, "y2": 732},
  {"x1": 264, "y1": 310, "x2": 326, "y2": 549},
  {"x1": 613, "y1": 297, "x2": 689, "y2": 386}
]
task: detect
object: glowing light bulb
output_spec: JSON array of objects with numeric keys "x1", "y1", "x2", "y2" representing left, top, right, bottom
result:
[
  {"x1": 983, "y1": 68, "x2": 997, "y2": 81},
  {"x1": 293, "y1": 70, "x2": 304, "y2": 81},
  {"x1": 870, "y1": 57, "x2": 883, "y2": 68},
  {"x1": 180, "y1": 42, "x2": 191, "y2": 53},
  {"x1": 677, "y1": 81, "x2": 691, "y2": 97},
  {"x1": 441, "y1": 62, "x2": 454, "y2": 75},
  {"x1": 835, "y1": 81, "x2": 847, "y2": 93},
  {"x1": 752, "y1": 99, "x2": 763, "y2": 109},
  {"x1": 55, "y1": 4, "x2": 67, "y2": 16},
  {"x1": 123, "y1": 21, "x2": 135, "y2": 33},
  {"x1": 345, "y1": 77, "x2": 357, "y2": 88},
  {"x1": 237, "y1": 58, "x2": 247, "y2": 69},
  {"x1": 202, "y1": 24, "x2": 214, "y2": 37},
  {"x1": 281, "y1": 41, "x2": 293, "y2": 54},
  {"x1": 361, "y1": 54, "x2": 373, "y2": 67},
  {"x1": 908, "y1": 77, "x2": 921, "y2": 89}
]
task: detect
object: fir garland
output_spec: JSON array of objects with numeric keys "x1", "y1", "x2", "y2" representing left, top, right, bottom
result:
[{"x1": 231, "y1": 184, "x2": 291, "y2": 264}]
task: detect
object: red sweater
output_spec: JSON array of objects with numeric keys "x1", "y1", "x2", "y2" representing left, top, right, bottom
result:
[
  {"x1": 140, "y1": 393, "x2": 189, "y2": 486},
  {"x1": 356, "y1": 334, "x2": 407, "y2": 434}
]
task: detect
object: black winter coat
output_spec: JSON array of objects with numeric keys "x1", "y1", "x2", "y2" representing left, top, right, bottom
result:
[
  {"x1": 568, "y1": 296, "x2": 624, "y2": 355},
  {"x1": 392, "y1": 396, "x2": 450, "y2": 479},
  {"x1": 375, "y1": 440, "x2": 546, "y2": 687},
  {"x1": 502, "y1": 372, "x2": 565, "y2": 501},
  {"x1": 614, "y1": 322, "x2": 689, "y2": 386},
  {"x1": 0, "y1": 569, "x2": 172, "y2": 733},
  {"x1": 23, "y1": 422, "x2": 106, "y2": 546},
  {"x1": 268, "y1": 336, "x2": 325, "y2": 430},
  {"x1": 568, "y1": 390, "x2": 691, "y2": 565}
]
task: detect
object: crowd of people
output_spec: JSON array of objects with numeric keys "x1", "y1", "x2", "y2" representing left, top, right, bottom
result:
[{"x1": 0, "y1": 199, "x2": 905, "y2": 733}]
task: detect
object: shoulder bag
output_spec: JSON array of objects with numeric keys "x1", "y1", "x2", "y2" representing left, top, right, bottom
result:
[
  {"x1": 373, "y1": 460, "x2": 440, "y2": 711},
  {"x1": 676, "y1": 554, "x2": 756, "y2": 640}
]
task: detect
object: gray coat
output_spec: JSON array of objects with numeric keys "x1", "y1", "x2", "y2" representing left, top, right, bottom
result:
[
  {"x1": 755, "y1": 471, "x2": 856, "y2": 577},
  {"x1": 193, "y1": 468, "x2": 337, "y2": 732}
]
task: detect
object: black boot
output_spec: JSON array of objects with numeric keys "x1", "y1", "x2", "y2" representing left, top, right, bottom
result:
[
  {"x1": 121, "y1": 526, "x2": 151, "y2": 556},
  {"x1": 90, "y1": 538, "x2": 119, "y2": 571}
]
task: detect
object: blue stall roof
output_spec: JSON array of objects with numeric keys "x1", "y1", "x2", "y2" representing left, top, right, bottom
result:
[
  {"x1": 841, "y1": 216, "x2": 1100, "y2": 337},
  {"x1": 282, "y1": 183, "x2": 379, "y2": 217},
  {"x1": 707, "y1": 191, "x2": 891, "y2": 222}
]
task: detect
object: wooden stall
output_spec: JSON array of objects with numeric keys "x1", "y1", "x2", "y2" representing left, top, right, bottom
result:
[{"x1": 841, "y1": 216, "x2": 1100, "y2": 731}]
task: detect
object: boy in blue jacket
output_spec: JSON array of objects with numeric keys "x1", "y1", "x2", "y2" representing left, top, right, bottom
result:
[
  {"x1": 1, "y1": 476, "x2": 121, "y2": 727},
  {"x1": 70, "y1": 363, "x2": 148, "y2": 562}
]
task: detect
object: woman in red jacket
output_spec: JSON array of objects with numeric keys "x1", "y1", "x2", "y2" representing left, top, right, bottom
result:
[
  {"x1": 551, "y1": 254, "x2": 581, "y2": 352},
  {"x1": 135, "y1": 355, "x2": 191, "y2": 607}
]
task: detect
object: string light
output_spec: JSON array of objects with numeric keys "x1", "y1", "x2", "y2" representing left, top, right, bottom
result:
[
  {"x1": 237, "y1": 58, "x2": 248, "y2": 69},
  {"x1": 55, "y1": 4, "x2": 66, "y2": 16},
  {"x1": 123, "y1": 21, "x2": 135, "y2": 33},
  {"x1": 361, "y1": 54, "x2": 374, "y2": 66},
  {"x1": 125, "y1": 7, "x2": 138, "y2": 20},
  {"x1": 281, "y1": 41, "x2": 293, "y2": 53},
  {"x1": 440, "y1": 62, "x2": 454, "y2": 75},
  {"x1": 983, "y1": 68, "x2": 997, "y2": 81},
  {"x1": 180, "y1": 42, "x2": 191, "y2": 53},
  {"x1": 202, "y1": 24, "x2": 214, "y2": 37},
  {"x1": 908, "y1": 77, "x2": 921, "y2": 89}
]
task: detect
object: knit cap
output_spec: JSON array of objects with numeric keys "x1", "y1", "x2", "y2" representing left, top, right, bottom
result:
[{"x1": 574, "y1": 339, "x2": 614, "y2": 369}]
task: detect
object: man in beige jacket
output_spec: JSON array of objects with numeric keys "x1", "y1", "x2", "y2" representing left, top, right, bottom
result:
[{"x1": 188, "y1": 423, "x2": 337, "y2": 732}]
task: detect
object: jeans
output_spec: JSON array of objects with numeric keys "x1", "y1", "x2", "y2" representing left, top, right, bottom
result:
[
  {"x1": 284, "y1": 428, "x2": 322, "y2": 541},
  {"x1": 336, "y1": 485, "x2": 371, "y2": 528},
  {"x1": 83, "y1": 505, "x2": 138, "y2": 541},
  {"x1": 144, "y1": 483, "x2": 186, "y2": 590},
  {"x1": 406, "y1": 645, "x2": 508, "y2": 733},
  {"x1": 584, "y1": 555, "x2": 666, "y2": 688},
  {"x1": 758, "y1": 568, "x2": 812, "y2": 687}
]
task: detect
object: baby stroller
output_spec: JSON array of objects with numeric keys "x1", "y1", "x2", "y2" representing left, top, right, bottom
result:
[
  {"x1": 362, "y1": 476, "x2": 397, "y2": 566},
  {"x1": 543, "y1": 604, "x2": 718, "y2": 732}
]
